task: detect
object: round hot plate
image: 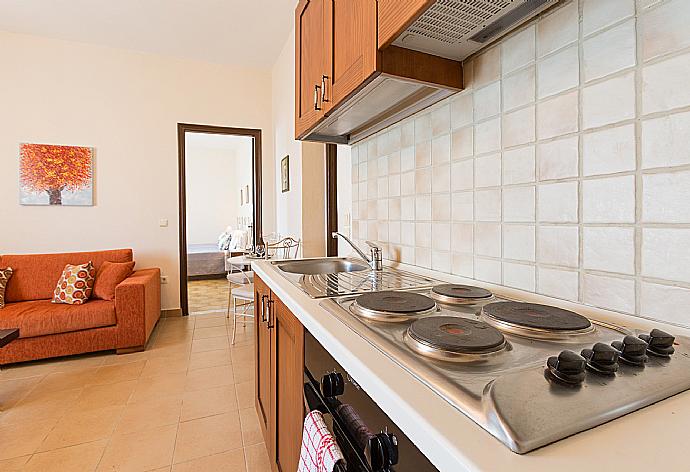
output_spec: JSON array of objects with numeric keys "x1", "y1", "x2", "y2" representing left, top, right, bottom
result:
[
  {"x1": 405, "y1": 316, "x2": 507, "y2": 361},
  {"x1": 481, "y1": 302, "x2": 594, "y2": 339},
  {"x1": 430, "y1": 284, "x2": 493, "y2": 305},
  {"x1": 351, "y1": 291, "x2": 437, "y2": 322}
]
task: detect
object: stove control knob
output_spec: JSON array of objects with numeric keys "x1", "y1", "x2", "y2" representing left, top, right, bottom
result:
[
  {"x1": 612, "y1": 335, "x2": 648, "y2": 366},
  {"x1": 581, "y1": 343, "x2": 619, "y2": 375},
  {"x1": 366, "y1": 432, "x2": 399, "y2": 471},
  {"x1": 639, "y1": 329, "x2": 675, "y2": 357},
  {"x1": 546, "y1": 350, "x2": 586, "y2": 385},
  {"x1": 321, "y1": 372, "x2": 344, "y2": 398}
]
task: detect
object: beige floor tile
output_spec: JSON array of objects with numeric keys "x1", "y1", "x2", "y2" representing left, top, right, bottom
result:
[
  {"x1": 70, "y1": 379, "x2": 137, "y2": 412},
  {"x1": 230, "y1": 344, "x2": 254, "y2": 365},
  {"x1": 160, "y1": 317, "x2": 195, "y2": 331},
  {"x1": 188, "y1": 348, "x2": 232, "y2": 371},
  {"x1": 173, "y1": 411, "x2": 243, "y2": 464},
  {"x1": 191, "y1": 336, "x2": 230, "y2": 353},
  {"x1": 129, "y1": 372, "x2": 187, "y2": 404},
  {"x1": 0, "y1": 454, "x2": 31, "y2": 470},
  {"x1": 235, "y1": 381, "x2": 255, "y2": 410},
  {"x1": 229, "y1": 324, "x2": 255, "y2": 347},
  {"x1": 172, "y1": 449, "x2": 246, "y2": 472},
  {"x1": 147, "y1": 343, "x2": 192, "y2": 360},
  {"x1": 244, "y1": 443, "x2": 272, "y2": 472},
  {"x1": 26, "y1": 440, "x2": 107, "y2": 472},
  {"x1": 139, "y1": 356, "x2": 190, "y2": 379},
  {"x1": 0, "y1": 417, "x2": 57, "y2": 460},
  {"x1": 34, "y1": 367, "x2": 100, "y2": 393},
  {"x1": 155, "y1": 331, "x2": 194, "y2": 347},
  {"x1": 0, "y1": 376, "x2": 42, "y2": 409},
  {"x1": 97, "y1": 424, "x2": 177, "y2": 472},
  {"x1": 0, "y1": 386, "x2": 80, "y2": 427},
  {"x1": 185, "y1": 365, "x2": 235, "y2": 392},
  {"x1": 88, "y1": 360, "x2": 146, "y2": 386},
  {"x1": 194, "y1": 316, "x2": 228, "y2": 328},
  {"x1": 38, "y1": 405, "x2": 123, "y2": 451},
  {"x1": 180, "y1": 385, "x2": 238, "y2": 422},
  {"x1": 239, "y1": 407, "x2": 263, "y2": 447},
  {"x1": 100, "y1": 350, "x2": 150, "y2": 366},
  {"x1": 193, "y1": 326, "x2": 229, "y2": 340},
  {"x1": 232, "y1": 359, "x2": 255, "y2": 384},
  {"x1": 114, "y1": 396, "x2": 182, "y2": 435}
]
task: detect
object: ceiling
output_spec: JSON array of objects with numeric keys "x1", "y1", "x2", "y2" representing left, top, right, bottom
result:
[{"x1": 0, "y1": 0, "x2": 295, "y2": 69}]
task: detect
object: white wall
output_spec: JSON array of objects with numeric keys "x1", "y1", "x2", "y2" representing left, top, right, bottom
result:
[
  {"x1": 271, "y1": 27, "x2": 327, "y2": 257},
  {"x1": 185, "y1": 134, "x2": 253, "y2": 245},
  {"x1": 346, "y1": 0, "x2": 690, "y2": 329},
  {"x1": 0, "y1": 31, "x2": 275, "y2": 310}
]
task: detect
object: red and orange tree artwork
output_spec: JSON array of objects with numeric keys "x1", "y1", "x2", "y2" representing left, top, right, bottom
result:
[{"x1": 19, "y1": 143, "x2": 93, "y2": 205}]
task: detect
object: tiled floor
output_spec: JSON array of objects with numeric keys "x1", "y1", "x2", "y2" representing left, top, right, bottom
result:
[
  {"x1": 187, "y1": 279, "x2": 233, "y2": 316},
  {"x1": 0, "y1": 313, "x2": 268, "y2": 472}
]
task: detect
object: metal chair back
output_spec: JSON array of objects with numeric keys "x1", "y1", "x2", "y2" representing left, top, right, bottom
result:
[{"x1": 266, "y1": 237, "x2": 300, "y2": 260}]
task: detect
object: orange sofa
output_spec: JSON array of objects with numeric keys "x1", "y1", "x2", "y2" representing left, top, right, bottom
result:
[{"x1": 0, "y1": 249, "x2": 160, "y2": 365}]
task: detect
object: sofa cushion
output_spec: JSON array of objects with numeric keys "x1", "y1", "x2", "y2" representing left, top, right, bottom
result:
[
  {"x1": 93, "y1": 261, "x2": 135, "y2": 301},
  {"x1": 0, "y1": 299, "x2": 116, "y2": 338},
  {"x1": 52, "y1": 262, "x2": 96, "y2": 305},
  {"x1": 0, "y1": 267, "x2": 12, "y2": 309},
  {"x1": 0, "y1": 249, "x2": 133, "y2": 303}
]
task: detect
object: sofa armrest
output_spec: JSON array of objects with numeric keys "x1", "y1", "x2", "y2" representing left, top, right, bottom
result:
[{"x1": 114, "y1": 268, "x2": 161, "y2": 349}]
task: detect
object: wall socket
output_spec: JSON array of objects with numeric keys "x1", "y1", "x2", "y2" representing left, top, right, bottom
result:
[{"x1": 160, "y1": 276, "x2": 169, "y2": 284}]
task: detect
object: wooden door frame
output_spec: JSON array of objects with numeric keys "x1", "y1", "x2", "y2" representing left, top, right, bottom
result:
[
  {"x1": 326, "y1": 143, "x2": 338, "y2": 256},
  {"x1": 177, "y1": 123, "x2": 262, "y2": 316}
]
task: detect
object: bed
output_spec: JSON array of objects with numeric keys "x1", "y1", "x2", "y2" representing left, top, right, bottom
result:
[{"x1": 186, "y1": 243, "x2": 227, "y2": 278}]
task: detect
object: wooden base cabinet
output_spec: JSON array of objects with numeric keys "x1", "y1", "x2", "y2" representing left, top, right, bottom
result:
[{"x1": 254, "y1": 274, "x2": 305, "y2": 472}]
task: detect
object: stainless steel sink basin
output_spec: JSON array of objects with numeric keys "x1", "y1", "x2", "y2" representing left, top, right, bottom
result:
[{"x1": 277, "y1": 259, "x2": 369, "y2": 275}]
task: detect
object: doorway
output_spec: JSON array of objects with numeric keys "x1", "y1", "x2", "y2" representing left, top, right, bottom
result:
[{"x1": 177, "y1": 123, "x2": 262, "y2": 316}]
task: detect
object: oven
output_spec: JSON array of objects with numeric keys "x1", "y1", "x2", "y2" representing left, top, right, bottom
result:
[{"x1": 304, "y1": 330, "x2": 439, "y2": 472}]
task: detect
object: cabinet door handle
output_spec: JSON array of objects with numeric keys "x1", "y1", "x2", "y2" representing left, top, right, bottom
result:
[
  {"x1": 260, "y1": 294, "x2": 268, "y2": 322},
  {"x1": 321, "y1": 75, "x2": 329, "y2": 103},
  {"x1": 267, "y1": 300, "x2": 275, "y2": 329},
  {"x1": 314, "y1": 84, "x2": 322, "y2": 111}
]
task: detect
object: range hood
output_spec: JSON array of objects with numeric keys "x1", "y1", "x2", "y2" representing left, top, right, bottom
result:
[{"x1": 304, "y1": 0, "x2": 560, "y2": 145}]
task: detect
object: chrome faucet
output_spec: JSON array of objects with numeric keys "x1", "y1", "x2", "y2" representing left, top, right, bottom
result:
[{"x1": 331, "y1": 232, "x2": 383, "y2": 271}]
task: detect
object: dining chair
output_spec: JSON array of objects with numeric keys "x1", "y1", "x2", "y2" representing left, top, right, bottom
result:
[{"x1": 265, "y1": 237, "x2": 301, "y2": 260}]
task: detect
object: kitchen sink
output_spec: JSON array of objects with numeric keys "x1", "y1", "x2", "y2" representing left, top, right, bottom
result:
[
  {"x1": 276, "y1": 259, "x2": 369, "y2": 275},
  {"x1": 272, "y1": 257, "x2": 440, "y2": 298}
]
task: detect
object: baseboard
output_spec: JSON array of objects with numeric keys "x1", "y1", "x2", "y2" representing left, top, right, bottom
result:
[
  {"x1": 188, "y1": 274, "x2": 226, "y2": 281},
  {"x1": 161, "y1": 308, "x2": 183, "y2": 318}
]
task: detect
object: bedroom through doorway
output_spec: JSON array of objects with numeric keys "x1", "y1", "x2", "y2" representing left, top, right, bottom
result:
[{"x1": 177, "y1": 124, "x2": 262, "y2": 317}]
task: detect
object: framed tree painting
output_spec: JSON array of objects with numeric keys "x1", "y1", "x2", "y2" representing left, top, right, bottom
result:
[
  {"x1": 19, "y1": 143, "x2": 94, "y2": 206},
  {"x1": 281, "y1": 155, "x2": 290, "y2": 193}
]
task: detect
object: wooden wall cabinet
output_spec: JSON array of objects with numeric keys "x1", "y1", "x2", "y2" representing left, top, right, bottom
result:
[
  {"x1": 295, "y1": 0, "x2": 461, "y2": 144},
  {"x1": 254, "y1": 274, "x2": 305, "y2": 472}
]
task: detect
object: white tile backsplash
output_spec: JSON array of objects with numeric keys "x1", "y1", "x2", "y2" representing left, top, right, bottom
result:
[
  {"x1": 583, "y1": 20, "x2": 636, "y2": 82},
  {"x1": 642, "y1": 52, "x2": 690, "y2": 115},
  {"x1": 503, "y1": 66, "x2": 536, "y2": 112},
  {"x1": 582, "y1": 0, "x2": 634, "y2": 37},
  {"x1": 503, "y1": 186, "x2": 535, "y2": 222},
  {"x1": 538, "y1": 182, "x2": 578, "y2": 223},
  {"x1": 583, "y1": 124, "x2": 636, "y2": 176},
  {"x1": 537, "y1": 136, "x2": 579, "y2": 181},
  {"x1": 582, "y1": 72, "x2": 636, "y2": 129},
  {"x1": 537, "y1": 45, "x2": 579, "y2": 98},
  {"x1": 642, "y1": 228, "x2": 690, "y2": 284},
  {"x1": 642, "y1": 110, "x2": 690, "y2": 169},
  {"x1": 640, "y1": 0, "x2": 690, "y2": 61},
  {"x1": 583, "y1": 274, "x2": 636, "y2": 313},
  {"x1": 583, "y1": 227, "x2": 635, "y2": 274},
  {"x1": 350, "y1": 1, "x2": 690, "y2": 327},
  {"x1": 503, "y1": 146, "x2": 535, "y2": 184},
  {"x1": 537, "y1": 1, "x2": 579, "y2": 57},
  {"x1": 642, "y1": 170, "x2": 690, "y2": 223},
  {"x1": 502, "y1": 26, "x2": 535, "y2": 74},
  {"x1": 537, "y1": 91, "x2": 579, "y2": 139},
  {"x1": 582, "y1": 175, "x2": 635, "y2": 223}
]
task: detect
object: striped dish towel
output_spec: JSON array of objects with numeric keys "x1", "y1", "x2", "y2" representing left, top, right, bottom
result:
[{"x1": 298, "y1": 410, "x2": 346, "y2": 472}]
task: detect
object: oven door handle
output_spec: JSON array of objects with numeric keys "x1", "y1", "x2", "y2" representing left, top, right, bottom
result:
[{"x1": 303, "y1": 383, "x2": 349, "y2": 472}]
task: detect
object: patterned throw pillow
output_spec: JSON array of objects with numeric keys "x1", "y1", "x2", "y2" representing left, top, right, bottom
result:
[
  {"x1": 0, "y1": 267, "x2": 12, "y2": 309},
  {"x1": 52, "y1": 262, "x2": 95, "y2": 305}
]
